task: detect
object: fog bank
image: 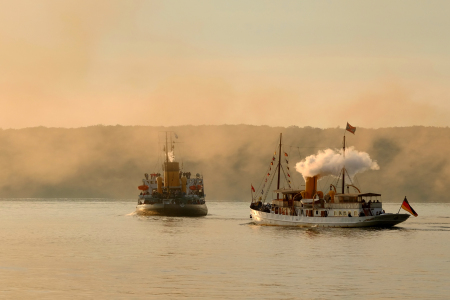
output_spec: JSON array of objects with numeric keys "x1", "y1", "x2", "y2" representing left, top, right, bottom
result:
[{"x1": 0, "y1": 125, "x2": 448, "y2": 202}]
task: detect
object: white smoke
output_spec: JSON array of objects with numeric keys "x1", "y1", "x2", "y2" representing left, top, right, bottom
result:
[
  {"x1": 168, "y1": 151, "x2": 175, "y2": 162},
  {"x1": 295, "y1": 147, "x2": 380, "y2": 179}
]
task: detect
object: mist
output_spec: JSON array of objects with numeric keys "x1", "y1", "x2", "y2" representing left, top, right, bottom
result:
[
  {"x1": 0, "y1": 125, "x2": 448, "y2": 202},
  {"x1": 1, "y1": 2, "x2": 450, "y2": 129}
]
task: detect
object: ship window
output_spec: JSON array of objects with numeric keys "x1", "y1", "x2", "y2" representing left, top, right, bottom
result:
[
  {"x1": 316, "y1": 210, "x2": 318, "y2": 215},
  {"x1": 339, "y1": 211, "x2": 342, "y2": 216},
  {"x1": 354, "y1": 211, "x2": 358, "y2": 216},
  {"x1": 343, "y1": 211, "x2": 346, "y2": 216},
  {"x1": 334, "y1": 211, "x2": 337, "y2": 216}
]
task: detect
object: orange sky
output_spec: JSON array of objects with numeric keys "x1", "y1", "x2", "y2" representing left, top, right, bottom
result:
[{"x1": 1, "y1": 0, "x2": 449, "y2": 128}]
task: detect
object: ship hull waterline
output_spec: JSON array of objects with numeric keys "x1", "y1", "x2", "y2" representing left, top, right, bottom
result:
[
  {"x1": 136, "y1": 203, "x2": 208, "y2": 217},
  {"x1": 250, "y1": 209, "x2": 410, "y2": 228}
]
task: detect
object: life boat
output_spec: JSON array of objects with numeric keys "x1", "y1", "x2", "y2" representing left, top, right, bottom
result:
[
  {"x1": 196, "y1": 185, "x2": 202, "y2": 190},
  {"x1": 138, "y1": 185, "x2": 149, "y2": 190},
  {"x1": 189, "y1": 185, "x2": 197, "y2": 191}
]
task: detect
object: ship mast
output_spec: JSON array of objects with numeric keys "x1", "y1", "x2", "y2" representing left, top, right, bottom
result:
[
  {"x1": 165, "y1": 132, "x2": 169, "y2": 193},
  {"x1": 165, "y1": 132, "x2": 169, "y2": 165},
  {"x1": 342, "y1": 134, "x2": 345, "y2": 194},
  {"x1": 277, "y1": 133, "x2": 282, "y2": 200}
]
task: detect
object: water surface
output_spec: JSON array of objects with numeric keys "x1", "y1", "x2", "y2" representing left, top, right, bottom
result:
[{"x1": 0, "y1": 200, "x2": 448, "y2": 299}]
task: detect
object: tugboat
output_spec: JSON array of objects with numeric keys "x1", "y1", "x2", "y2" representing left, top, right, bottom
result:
[
  {"x1": 136, "y1": 132, "x2": 207, "y2": 216},
  {"x1": 250, "y1": 126, "x2": 413, "y2": 227}
]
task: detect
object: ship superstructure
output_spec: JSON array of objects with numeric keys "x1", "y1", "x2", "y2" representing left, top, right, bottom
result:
[{"x1": 136, "y1": 132, "x2": 207, "y2": 216}]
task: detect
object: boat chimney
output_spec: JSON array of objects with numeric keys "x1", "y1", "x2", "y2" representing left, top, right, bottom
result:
[
  {"x1": 305, "y1": 176, "x2": 318, "y2": 198},
  {"x1": 164, "y1": 162, "x2": 181, "y2": 188}
]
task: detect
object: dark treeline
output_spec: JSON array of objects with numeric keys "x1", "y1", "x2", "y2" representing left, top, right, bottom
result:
[{"x1": 0, "y1": 125, "x2": 448, "y2": 202}]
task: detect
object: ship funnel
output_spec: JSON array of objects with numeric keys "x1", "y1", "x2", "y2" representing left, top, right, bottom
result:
[
  {"x1": 164, "y1": 162, "x2": 180, "y2": 187},
  {"x1": 305, "y1": 176, "x2": 319, "y2": 199}
]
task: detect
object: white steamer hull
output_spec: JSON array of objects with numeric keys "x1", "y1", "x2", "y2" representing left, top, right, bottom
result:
[{"x1": 250, "y1": 209, "x2": 409, "y2": 228}]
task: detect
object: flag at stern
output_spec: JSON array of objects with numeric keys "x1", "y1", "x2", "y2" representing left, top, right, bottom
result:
[{"x1": 400, "y1": 197, "x2": 418, "y2": 217}]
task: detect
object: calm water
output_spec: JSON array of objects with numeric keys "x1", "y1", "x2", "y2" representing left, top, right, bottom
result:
[{"x1": 0, "y1": 200, "x2": 449, "y2": 299}]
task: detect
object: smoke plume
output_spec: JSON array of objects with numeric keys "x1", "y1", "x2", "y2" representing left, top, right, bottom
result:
[
  {"x1": 168, "y1": 151, "x2": 175, "y2": 162},
  {"x1": 295, "y1": 147, "x2": 380, "y2": 179}
]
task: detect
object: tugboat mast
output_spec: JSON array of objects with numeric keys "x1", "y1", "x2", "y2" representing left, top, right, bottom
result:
[{"x1": 277, "y1": 133, "x2": 282, "y2": 200}]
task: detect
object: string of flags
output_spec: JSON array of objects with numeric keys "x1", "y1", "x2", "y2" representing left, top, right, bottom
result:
[
  {"x1": 255, "y1": 149, "x2": 295, "y2": 196},
  {"x1": 286, "y1": 151, "x2": 291, "y2": 188}
]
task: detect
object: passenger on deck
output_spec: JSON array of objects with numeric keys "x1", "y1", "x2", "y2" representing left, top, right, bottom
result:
[
  {"x1": 359, "y1": 211, "x2": 365, "y2": 217},
  {"x1": 348, "y1": 212, "x2": 352, "y2": 217}
]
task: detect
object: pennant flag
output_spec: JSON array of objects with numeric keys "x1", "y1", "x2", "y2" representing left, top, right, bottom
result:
[
  {"x1": 288, "y1": 174, "x2": 291, "y2": 177},
  {"x1": 274, "y1": 152, "x2": 276, "y2": 155},
  {"x1": 346, "y1": 122, "x2": 356, "y2": 134},
  {"x1": 284, "y1": 152, "x2": 288, "y2": 156},
  {"x1": 286, "y1": 159, "x2": 289, "y2": 164},
  {"x1": 265, "y1": 179, "x2": 267, "y2": 182},
  {"x1": 272, "y1": 157, "x2": 276, "y2": 161},
  {"x1": 267, "y1": 173, "x2": 270, "y2": 176},
  {"x1": 261, "y1": 189, "x2": 264, "y2": 194},
  {"x1": 174, "y1": 133, "x2": 178, "y2": 139},
  {"x1": 271, "y1": 162, "x2": 273, "y2": 165},
  {"x1": 401, "y1": 197, "x2": 418, "y2": 217},
  {"x1": 251, "y1": 184, "x2": 255, "y2": 192},
  {"x1": 287, "y1": 166, "x2": 289, "y2": 170},
  {"x1": 269, "y1": 167, "x2": 271, "y2": 171}
]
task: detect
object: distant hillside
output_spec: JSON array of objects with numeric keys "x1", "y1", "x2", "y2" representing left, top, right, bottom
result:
[{"x1": 0, "y1": 125, "x2": 448, "y2": 202}]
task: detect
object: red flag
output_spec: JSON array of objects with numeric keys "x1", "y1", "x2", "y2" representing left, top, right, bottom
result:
[
  {"x1": 284, "y1": 152, "x2": 288, "y2": 156},
  {"x1": 401, "y1": 197, "x2": 418, "y2": 217},
  {"x1": 346, "y1": 122, "x2": 356, "y2": 134},
  {"x1": 288, "y1": 174, "x2": 291, "y2": 177},
  {"x1": 267, "y1": 173, "x2": 270, "y2": 176},
  {"x1": 251, "y1": 184, "x2": 255, "y2": 192},
  {"x1": 271, "y1": 162, "x2": 273, "y2": 165}
]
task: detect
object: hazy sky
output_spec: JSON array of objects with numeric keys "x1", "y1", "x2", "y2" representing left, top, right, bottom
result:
[{"x1": 1, "y1": 0, "x2": 449, "y2": 129}]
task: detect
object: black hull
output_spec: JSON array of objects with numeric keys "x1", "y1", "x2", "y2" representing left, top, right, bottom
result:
[{"x1": 136, "y1": 203, "x2": 208, "y2": 217}]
